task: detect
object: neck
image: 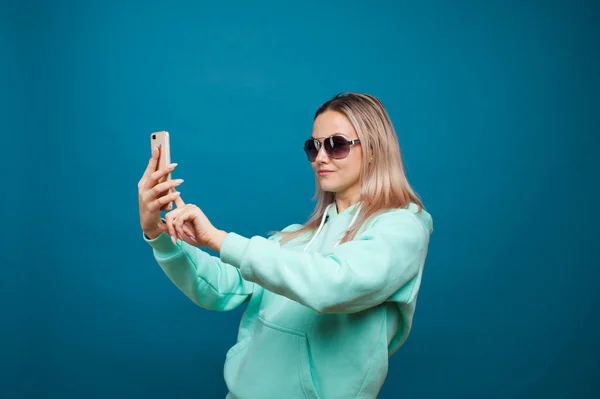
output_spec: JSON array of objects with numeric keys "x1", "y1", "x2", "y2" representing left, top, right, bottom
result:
[{"x1": 334, "y1": 187, "x2": 361, "y2": 214}]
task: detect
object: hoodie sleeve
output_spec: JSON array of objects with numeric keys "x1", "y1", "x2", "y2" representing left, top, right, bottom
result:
[
  {"x1": 219, "y1": 209, "x2": 430, "y2": 314},
  {"x1": 144, "y1": 231, "x2": 256, "y2": 312}
]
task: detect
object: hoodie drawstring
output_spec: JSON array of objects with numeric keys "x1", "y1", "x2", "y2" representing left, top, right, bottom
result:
[{"x1": 303, "y1": 203, "x2": 361, "y2": 252}]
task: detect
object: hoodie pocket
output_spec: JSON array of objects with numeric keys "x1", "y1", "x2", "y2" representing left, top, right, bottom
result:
[{"x1": 224, "y1": 316, "x2": 321, "y2": 399}]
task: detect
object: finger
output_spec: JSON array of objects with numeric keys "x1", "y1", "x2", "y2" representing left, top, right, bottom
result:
[
  {"x1": 157, "y1": 218, "x2": 190, "y2": 233},
  {"x1": 174, "y1": 209, "x2": 191, "y2": 241},
  {"x1": 165, "y1": 209, "x2": 181, "y2": 244},
  {"x1": 145, "y1": 162, "x2": 178, "y2": 190},
  {"x1": 156, "y1": 219, "x2": 172, "y2": 232},
  {"x1": 174, "y1": 206, "x2": 195, "y2": 241},
  {"x1": 141, "y1": 145, "x2": 161, "y2": 182},
  {"x1": 148, "y1": 190, "x2": 181, "y2": 212},
  {"x1": 157, "y1": 219, "x2": 196, "y2": 245},
  {"x1": 181, "y1": 231, "x2": 198, "y2": 247},
  {"x1": 174, "y1": 194, "x2": 185, "y2": 208},
  {"x1": 182, "y1": 223, "x2": 197, "y2": 243},
  {"x1": 177, "y1": 230, "x2": 197, "y2": 247},
  {"x1": 174, "y1": 216, "x2": 184, "y2": 241},
  {"x1": 163, "y1": 215, "x2": 177, "y2": 245},
  {"x1": 151, "y1": 178, "x2": 184, "y2": 200}
]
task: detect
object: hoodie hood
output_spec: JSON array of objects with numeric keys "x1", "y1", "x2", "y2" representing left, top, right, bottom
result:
[{"x1": 304, "y1": 201, "x2": 433, "y2": 252}]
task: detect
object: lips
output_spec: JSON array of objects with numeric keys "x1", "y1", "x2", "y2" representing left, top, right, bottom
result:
[{"x1": 317, "y1": 170, "x2": 333, "y2": 175}]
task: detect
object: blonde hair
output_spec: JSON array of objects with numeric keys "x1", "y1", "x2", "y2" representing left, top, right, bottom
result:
[{"x1": 275, "y1": 92, "x2": 424, "y2": 245}]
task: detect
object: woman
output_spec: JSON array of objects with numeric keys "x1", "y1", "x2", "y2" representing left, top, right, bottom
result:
[{"x1": 137, "y1": 92, "x2": 433, "y2": 399}]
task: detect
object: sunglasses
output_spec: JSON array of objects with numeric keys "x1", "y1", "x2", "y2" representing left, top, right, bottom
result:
[{"x1": 303, "y1": 135, "x2": 361, "y2": 162}]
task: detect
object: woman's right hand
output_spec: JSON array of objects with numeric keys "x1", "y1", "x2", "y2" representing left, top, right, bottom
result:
[{"x1": 138, "y1": 146, "x2": 184, "y2": 239}]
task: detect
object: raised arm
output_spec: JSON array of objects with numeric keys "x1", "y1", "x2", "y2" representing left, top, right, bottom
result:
[
  {"x1": 218, "y1": 210, "x2": 430, "y2": 314},
  {"x1": 145, "y1": 232, "x2": 255, "y2": 312}
]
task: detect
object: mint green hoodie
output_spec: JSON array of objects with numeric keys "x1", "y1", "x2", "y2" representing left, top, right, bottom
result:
[{"x1": 144, "y1": 201, "x2": 433, "y2": 399}]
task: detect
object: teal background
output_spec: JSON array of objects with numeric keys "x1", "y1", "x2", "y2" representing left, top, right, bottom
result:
[{"x1": 2, "y1": 0, "x2": 598, "y2": 398}]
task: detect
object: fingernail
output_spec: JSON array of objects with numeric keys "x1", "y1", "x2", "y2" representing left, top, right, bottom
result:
[
  {"x1": 175, "y1": 179, "x2": 184, "y2": 184},
  {"x1": 171, "y1": 236, "x2": 177, "y2": 245},
  {"x1": 168, "y1": 163, "x2": 178, "y2": 168},
  {"x1": 188, "y1": 235, "x2": 196, "y2": 242},
  {"x1": 173, "y1": 191, "x2": 181, "y2": 196}
]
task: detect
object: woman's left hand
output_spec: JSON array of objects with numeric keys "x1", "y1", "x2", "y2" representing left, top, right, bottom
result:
[{"x1": 159, "y1": 196, "x2": 227, "y2": 252}]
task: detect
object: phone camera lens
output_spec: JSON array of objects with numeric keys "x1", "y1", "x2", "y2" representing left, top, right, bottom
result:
[{"x1": 152, "y1": 134, "x2": 156, "y2": 139}]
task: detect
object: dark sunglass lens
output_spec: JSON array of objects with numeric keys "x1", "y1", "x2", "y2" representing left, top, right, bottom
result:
[
  {"x1": 326, "y1": 136, "x2": 350, "y2": 159},
  {"x1": 303, "y1": 140, "x2": 318, "y2": 161}
]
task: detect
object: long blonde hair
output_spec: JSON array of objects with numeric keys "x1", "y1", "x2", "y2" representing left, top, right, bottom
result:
[{"x1": 275, "y1": 92, "x2": 424, "y2": 245}]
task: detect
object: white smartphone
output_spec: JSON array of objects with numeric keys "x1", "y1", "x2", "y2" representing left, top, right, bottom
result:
[{"x1": 150, "y1": 130, "x2": 173, "y2": 211}]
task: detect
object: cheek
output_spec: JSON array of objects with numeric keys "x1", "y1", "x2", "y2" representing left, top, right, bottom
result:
[
  {"x1": 336, "y1": 156, "x2": 362, "y2": 183},
  {"x1": 349, "y1": 151, "x2": 363, "y2": 177},
  {"x1": 350, "y1": 162, "x2": 362, "y2": 181}
]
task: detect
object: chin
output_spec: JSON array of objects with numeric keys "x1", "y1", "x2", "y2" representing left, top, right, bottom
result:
[{"x1": 318, "y1": 183, "x2": 343, "y2": 193}]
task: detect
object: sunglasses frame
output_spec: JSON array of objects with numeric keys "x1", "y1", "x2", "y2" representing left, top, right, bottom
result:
[{"x1": 304, "y1": 135, "x2": 361, "y2": 162}]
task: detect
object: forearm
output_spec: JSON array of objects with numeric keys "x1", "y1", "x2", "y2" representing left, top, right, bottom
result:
[
  {"x1": 145, "y1": 232, "x2": 254, "y2": 311},
  {"x1": 217, "y1": 211, "x2": 427, "y2": 314},
  {"x1": 220, "y1": 241, "x2": 421, "y2": 314}
]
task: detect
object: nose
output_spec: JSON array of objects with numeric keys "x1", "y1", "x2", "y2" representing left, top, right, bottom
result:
[{"x1": 314, "y1": 143, "x2": 330, "y2": 163}]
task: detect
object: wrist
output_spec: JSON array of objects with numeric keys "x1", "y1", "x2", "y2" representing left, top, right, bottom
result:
[
  {"x1": 144, "y1": 228, "x2": 163, "y2": 240},
  {"x1": 208, "y1": 229, "x2": 228, "y2": 252}
]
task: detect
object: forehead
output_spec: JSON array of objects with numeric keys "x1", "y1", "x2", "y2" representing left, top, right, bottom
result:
[{"x1": 312, "y1": 110, "x2": 356, "y2": 138}]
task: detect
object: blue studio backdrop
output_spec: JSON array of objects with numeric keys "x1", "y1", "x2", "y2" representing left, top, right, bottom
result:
[{"x1": 2, "y1": 0, "x2": 598, "y2": 398}]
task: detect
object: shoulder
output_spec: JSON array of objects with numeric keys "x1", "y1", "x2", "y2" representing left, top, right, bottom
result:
[
  {"x1": 361, "y1": 204, "x2": 433, "y2": 242},
  {"x1": 281, "y1": 223, "x2": 304, "y2": 233}
]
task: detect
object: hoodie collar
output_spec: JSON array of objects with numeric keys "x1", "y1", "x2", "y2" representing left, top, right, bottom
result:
[{"x1": 327, "y1": 201, "x2": 360, "y2": 220}]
